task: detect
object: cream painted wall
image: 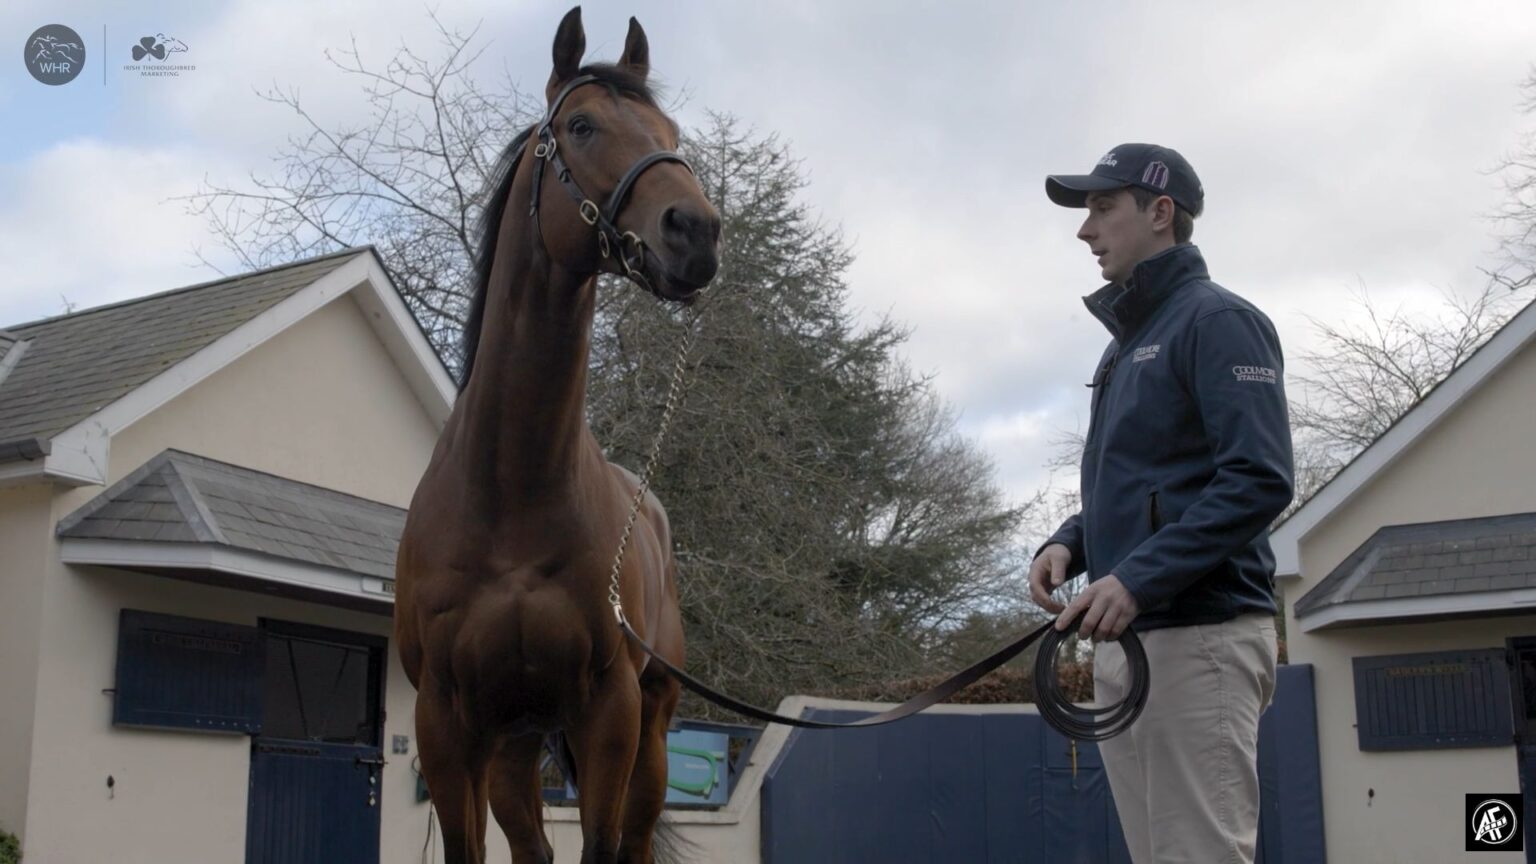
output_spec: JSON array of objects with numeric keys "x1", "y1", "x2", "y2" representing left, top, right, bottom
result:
[
  {"x1": 0, "y1": 483, "x2": 49, "y2": 843},
  {"x1": 1286, "y1": 618, "x2": 1531, "y2": 864},
  {"x1": 95, "y1": 293, "x2": 441, "y2": 509},
  {"x1": 1285, "y1": 335, "x2": 1536, "y2": 863}
]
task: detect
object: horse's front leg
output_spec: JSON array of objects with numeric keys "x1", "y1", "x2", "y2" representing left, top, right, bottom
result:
[
  {"x1": 569, "y1": 666, "x2": 643, "y2": 864},
  {"x1": 489, "y1": 734, "x2": 557, "y2": 863},
  {"x1": 416, "y1": 684, "x2": 492, "y2": 864},
  {"x1": 617, "y1": 669, "x2": 682, "y2": 864}
]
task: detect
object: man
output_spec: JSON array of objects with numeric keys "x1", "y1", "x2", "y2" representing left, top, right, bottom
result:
[{"x1": 1028, "y1": 143, "x2": 1294, "y2": 864}]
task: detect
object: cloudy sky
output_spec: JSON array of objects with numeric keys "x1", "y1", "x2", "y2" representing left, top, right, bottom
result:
[{"x1": 3, "y1": 0, "x2": 1535, "y2": 515}]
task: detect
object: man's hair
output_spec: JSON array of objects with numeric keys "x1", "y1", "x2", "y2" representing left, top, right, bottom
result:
[{"x1": 1127, "y1": 186, "x2": 1195, "y2": 244}]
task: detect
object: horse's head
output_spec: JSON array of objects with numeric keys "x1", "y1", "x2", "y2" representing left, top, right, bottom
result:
[{"x1": 532, "y1": 7, "x2": 721, "y2": 302}]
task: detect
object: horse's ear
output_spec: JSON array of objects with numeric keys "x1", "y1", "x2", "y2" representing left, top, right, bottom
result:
[
  {"x1": 548, "y1": 6, "x2": 585, "y2": 99},
  {"x1": 618, "y1": 17, "x2": 649, "y2": 81}
]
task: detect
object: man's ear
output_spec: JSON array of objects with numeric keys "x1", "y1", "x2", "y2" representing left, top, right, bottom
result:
[{"x1": 1153, "y1": 195, "x2": 1176, "y2": 234}]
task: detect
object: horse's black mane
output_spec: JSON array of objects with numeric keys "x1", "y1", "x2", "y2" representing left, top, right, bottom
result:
[{"x1": 458, "y1": 63, "x2": 662, "y2": 391}]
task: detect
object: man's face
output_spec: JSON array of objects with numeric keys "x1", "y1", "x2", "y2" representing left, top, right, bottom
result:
[{"x1": 1077, "y1": 188, "x2": 1160, "y2": 284}]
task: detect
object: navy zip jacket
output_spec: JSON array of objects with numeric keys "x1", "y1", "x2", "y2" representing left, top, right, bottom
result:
[{"x1": 1043, "y1": 244, "x2": 1294, "y2": 630}]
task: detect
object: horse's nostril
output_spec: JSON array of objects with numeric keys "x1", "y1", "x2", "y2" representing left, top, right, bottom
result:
[
  {"x1": 662, "y1": 206, "x2": 690, "y2": 235},
  {"x1": 662, "y1": 206, "x2": 717, "y2": 244}
]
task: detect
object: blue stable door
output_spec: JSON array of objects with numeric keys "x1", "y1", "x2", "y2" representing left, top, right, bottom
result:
[{"x1": 247, "y1": 622, "x2": 387, "y2": 864}]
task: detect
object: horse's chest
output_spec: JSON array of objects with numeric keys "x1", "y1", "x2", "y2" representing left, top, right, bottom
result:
[{"x1": 430, "y1": 571, "x2": 602, "y2": 724}]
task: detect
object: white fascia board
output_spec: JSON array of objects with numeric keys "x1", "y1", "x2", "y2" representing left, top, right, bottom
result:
[
  {"x1": 59, "y1": 537, "x2": 395, "y2": 606},
  {"x1": 1297, "y1": 588, "x2": 1536, "y2": 633},
  {"x1": 348, "y1": 253, "x2": 456, "y2": 428}
]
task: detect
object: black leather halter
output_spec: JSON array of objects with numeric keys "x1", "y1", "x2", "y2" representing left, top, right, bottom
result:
[{"x1": 518, "y1": 74, "x2": 693, "y2": 297}]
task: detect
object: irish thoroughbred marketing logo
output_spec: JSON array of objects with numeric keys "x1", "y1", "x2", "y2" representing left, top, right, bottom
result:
[
  {"x1": 24, "y1": 24, "x2": 85, "y2": 85},
  {"x1": 124, "y1": 33, "x2": 196, "y2": 78}
]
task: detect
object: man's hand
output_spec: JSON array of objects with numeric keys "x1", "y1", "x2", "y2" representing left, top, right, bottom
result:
[
  {"x1": 1055, "y1": 574, "x2": 1140, "y2": 642},
  {"x1": 1028, "y1": 543, "x2": 1073, "y2": 614}
]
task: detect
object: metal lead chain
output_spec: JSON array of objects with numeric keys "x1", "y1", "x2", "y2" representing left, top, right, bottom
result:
[{"x1": 608, "y1": 300, "x2": 705, "y2": 623}]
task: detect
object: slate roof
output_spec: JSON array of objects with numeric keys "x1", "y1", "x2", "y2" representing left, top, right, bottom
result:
[
  {"x1": 57, "y1": 449, "x2": 404, "y2": 581},
  {"x1": 1294, "y1": 512, "x2": 1536, "y2": 616},
  {"x1": 0, "y1": 248, "x2": 369, "y2": 454}
]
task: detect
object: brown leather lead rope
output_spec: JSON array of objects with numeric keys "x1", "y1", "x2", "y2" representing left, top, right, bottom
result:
[
  {"x1": 619, "y1": 615, "x2": 1149, "y2": 737},
  {"x1": 601, "y1": 271, "x2": 1150, "y2": 739}
]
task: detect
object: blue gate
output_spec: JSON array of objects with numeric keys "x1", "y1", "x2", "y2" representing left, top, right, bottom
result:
[{"x1": 762, "y1": 664, "x2": 1323, "y2": 864}]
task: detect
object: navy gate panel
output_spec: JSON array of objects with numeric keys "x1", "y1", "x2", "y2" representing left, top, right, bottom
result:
[
  {"x1": 246, "y1": 741, "x2": 382, "y2": 864},
  {"x1": 760, "y1": 663, "x2": 1324, "y2": 864},
  {"x1": 763, "y1": 709, "x2": 1095, "y2": 864},
  {"x1": 925, "y1": 713, "x2": 991, "y2": 862},
  {"x1": 1257, "y1": 664, "x2": 1327, "y2": 864},
  {"x1": 1041, "y1": 725, "x2": 1130, "y2": 864},
  {"x1": 983, "y1": 713, "x2": 1038, "y2": 863}
]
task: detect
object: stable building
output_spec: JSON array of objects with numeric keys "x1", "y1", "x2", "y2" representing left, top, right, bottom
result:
[
  {"x1": 0, "y1": 249, "x2": 778, "y2": 864},
  {"x1": 0, "y1": 249, "x2": 452, "y2": 863},
  {"x1": 1272, "y1": 295, "x2": 1536, "y2": 863}
]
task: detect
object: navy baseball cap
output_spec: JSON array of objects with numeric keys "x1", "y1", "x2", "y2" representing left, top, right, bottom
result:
[{"x1": 1046, "y1": 143, "x2": 1204, "y2": 217}]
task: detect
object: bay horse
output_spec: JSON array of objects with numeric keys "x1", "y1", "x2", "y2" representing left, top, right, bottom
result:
[{"x1": 394, "y1": 8, "x2": 721, "y2": 863}]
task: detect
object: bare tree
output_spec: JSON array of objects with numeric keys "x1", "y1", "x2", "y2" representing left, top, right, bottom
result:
[
  {"x1": 1288, "y1": 280, "x2": 1531, "y2": 508},
  {"x1": 1487, "y1": 65, "x2": 1536, "y2": 294},
  {"x1": 183, "y1": 14, "x2": 538, "y2": 364}
]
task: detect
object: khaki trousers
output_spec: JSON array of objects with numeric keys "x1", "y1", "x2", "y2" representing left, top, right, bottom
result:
[{"x1": 1093, "y1": 612, "x2": 1278, "y2": 864}]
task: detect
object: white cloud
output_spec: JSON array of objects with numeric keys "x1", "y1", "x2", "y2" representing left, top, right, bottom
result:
[
  {"x1": 0, "y1": 140, "x2": 236, "y2": 326},
  {"x1": 2, "y1": 0, "x2": 1535, "y2": 533}
]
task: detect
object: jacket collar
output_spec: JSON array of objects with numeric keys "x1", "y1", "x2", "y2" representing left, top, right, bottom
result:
[{"x1": 1083, "y1": 243, "x2": 1209, "y2": 341}]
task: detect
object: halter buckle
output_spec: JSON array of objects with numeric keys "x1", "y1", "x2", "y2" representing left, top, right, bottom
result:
[
  {"x1": 579, "y1": 200, "x2": 601, "y2": 227},
  {"x1": 598, "y1": 230, "x2": 611, "y2": 259},
  {"x1": 620, "y1": 232, "x2": 646, "y2": 277}
]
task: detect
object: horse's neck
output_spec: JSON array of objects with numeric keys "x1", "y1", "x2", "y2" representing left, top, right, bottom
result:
[{"x1": 455, "y1": 229, "x2": 601, "y2": 500}]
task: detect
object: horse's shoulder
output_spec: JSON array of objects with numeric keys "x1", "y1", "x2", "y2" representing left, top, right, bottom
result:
[{"x1": 603, "y1": 461, "x2": 671, "y2": 531}]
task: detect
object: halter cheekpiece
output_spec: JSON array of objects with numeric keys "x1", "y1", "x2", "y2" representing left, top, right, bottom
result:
[{"x1": 519, "y1": 74, "x2": 694, "y2": 297}]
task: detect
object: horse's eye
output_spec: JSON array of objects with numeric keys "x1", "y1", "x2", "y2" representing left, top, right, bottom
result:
[{"x1": 569, "y1": 117, "x2": 593, "y2": 138}]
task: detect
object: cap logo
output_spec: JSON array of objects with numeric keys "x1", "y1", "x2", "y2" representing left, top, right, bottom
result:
[
  {"x1": 1142, "y1": 161, "x2": 1169, "y2": 189},
  {"x1": 1097, "y1": 152, "x2": 1118, "y2": 168}
]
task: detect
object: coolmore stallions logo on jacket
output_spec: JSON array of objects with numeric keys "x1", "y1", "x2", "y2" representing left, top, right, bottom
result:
[{"x1": 1232, "y1": 365, "x2": 1277, "y2": 384}]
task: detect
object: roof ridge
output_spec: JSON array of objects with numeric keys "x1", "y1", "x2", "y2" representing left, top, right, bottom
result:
[
  {"x1": 163, "y1": 456, "x2": 227, "y2": 544},
  {"x1": 4, "y1": 245, "x2": 374, "y2": 332},
  {"x1": 162, "y1": 449, "x2": 404, "y2": 515}
]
